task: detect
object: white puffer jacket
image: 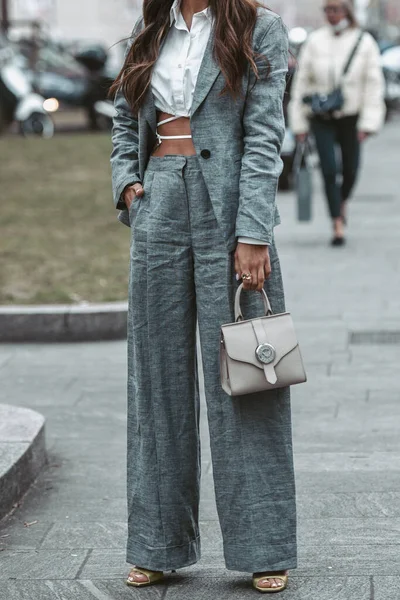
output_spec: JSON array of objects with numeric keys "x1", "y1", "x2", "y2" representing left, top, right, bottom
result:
[{"x1": 289, "y1": 26, "x2": 386, "y2": 134}]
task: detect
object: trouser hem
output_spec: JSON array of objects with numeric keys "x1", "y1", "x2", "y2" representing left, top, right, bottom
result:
[
  {"x1": 224, "y1": 544, "x2": 297, "y2": 573},
  {"x1": 126, "y1": 536, "x2": 201, "y2": 571}
]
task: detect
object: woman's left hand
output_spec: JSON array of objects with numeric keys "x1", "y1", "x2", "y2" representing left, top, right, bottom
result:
[
  {"x1": 234, "y1": 243, "x2": 271, "y2": 292},
  {"x1": 358, "y1": 131, "x2": 371, "y2": 143}
]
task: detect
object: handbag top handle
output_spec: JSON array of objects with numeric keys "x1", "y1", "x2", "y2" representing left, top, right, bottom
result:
[{"x1": 234, "y1": 284, "x2": 273, "y2": 322}]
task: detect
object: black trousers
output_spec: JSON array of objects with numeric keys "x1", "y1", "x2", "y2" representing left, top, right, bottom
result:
[{"x1": 311, "y1": 114, "x2": 360, "y2": 219}]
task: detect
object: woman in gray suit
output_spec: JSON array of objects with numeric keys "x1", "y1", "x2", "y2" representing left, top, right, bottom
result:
[{"x1": 110, "y1": 0, "x2": 295, "y2": 593}]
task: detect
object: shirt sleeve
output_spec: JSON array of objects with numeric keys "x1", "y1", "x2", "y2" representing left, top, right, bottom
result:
[{"x1": 238, "y1": 237, "x2": 269, "y2": 246}]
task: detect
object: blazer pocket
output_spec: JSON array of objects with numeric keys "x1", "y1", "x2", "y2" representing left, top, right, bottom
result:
[
  {"x1": 117, "y1": 172, "x2": 155, "y2": 228},
  {"x1": 118, "y1": 208, "x2": 131, "y2": 227}
]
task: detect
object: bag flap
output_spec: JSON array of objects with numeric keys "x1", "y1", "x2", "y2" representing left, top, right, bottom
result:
[{"x1": 221, "y1": 313, "x2": 298, "y2": 370}]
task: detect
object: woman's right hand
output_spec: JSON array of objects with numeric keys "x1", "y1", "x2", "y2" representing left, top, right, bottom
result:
[
  {"x1": 296, "y1": 133, "x2": 308, "y2": 144},
  {"x1": 124, "y1": 183, "x2": 144, "y2": 210}
]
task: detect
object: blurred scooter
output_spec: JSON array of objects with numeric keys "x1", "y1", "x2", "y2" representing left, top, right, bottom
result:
[
  {"x1": 380, "y1": 46, "x2": 400, "y2": 119},
  {"x1": 0, "y1": 40, "x2": 54, "y2": 138},
  {"x1": 93, "y1": 99, "x2": 116, "y2": 130},
  {"x1": 74, "y1": 43, "x2": 117, "y2": 130}
]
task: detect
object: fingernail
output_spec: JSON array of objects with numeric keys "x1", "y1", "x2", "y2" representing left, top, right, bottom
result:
[{"x1": 235, "y1": 274, "x2": 240, "y2": 281}]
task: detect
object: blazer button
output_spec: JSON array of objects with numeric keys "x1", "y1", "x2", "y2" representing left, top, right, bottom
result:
[{"x1": 200, "y1": 149, "x2": 211, "y2": 159}]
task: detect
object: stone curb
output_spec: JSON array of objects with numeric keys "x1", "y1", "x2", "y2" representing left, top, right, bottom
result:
[
  {"x1": 0, "y1": 404, "x2": 47, "y2": 522},
  {"x1": 0, "y1": 302, "x2": 128, "y2": 343}
]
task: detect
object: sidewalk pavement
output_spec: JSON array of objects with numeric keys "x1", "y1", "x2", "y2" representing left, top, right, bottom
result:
[{"x1": 1, "y1": 119, "x2": 400, "y2": 599}]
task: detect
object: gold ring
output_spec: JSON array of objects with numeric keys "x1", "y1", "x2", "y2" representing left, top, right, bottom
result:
[{"x1": 241, "y1": 273, "x2": 252, "y2": 281}]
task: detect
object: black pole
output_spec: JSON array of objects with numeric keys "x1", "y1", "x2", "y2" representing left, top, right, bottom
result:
[{"x1": 1, "y1": 0, "x2": 9, "y2": 33}]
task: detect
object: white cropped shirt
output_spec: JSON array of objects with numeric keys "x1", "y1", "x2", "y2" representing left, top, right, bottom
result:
[
  {"x1": 150, "y1": 0, "x2": 266, "y2": 246},
  {"x1": 151, "y1": 0, "x2": 212, "y2": 116}
]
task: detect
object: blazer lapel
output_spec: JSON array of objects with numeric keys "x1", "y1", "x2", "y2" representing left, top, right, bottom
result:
[{"x1": 191, "y1": 31, "x2": 221, "y2": 117}]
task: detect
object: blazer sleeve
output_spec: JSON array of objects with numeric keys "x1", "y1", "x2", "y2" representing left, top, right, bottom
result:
[
  {"x1": 358, "y1": 34, "x2": 386, "y2": 134},
  {"x1": 110, "y1": 17, "x2": 144, "y2": 210},
  {"x1": 235, "y1": 16, "x2": 289, "y2": 244}
]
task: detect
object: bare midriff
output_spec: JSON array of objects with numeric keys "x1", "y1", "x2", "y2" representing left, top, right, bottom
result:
[{"x1": 151, "y1": 112, "x2": 197, "y2": 157}]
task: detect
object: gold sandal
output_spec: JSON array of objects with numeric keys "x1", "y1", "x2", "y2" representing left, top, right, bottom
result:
[
  {"x1": 126, "y1": 567, "x2": 164, "y2": 587},
  {"x1": 253, "y1": 572, "x2": 288, "y2": 593}
]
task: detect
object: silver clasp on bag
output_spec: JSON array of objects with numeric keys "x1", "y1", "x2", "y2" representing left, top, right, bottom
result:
[{"x1": 255, "y1": 343, "x2": 276, "y2": 365}]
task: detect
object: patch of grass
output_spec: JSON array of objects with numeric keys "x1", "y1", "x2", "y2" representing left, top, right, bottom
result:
[{"x1": 0, "y1": 133, "x2": 130, "y2": 304}]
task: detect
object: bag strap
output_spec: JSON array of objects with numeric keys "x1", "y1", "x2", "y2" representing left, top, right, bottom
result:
[
  {"x1": 235, "y1": 284, "x2": 272, "y2": 322},
  {"x1": 341, "y1": 31, "x2": 364, "y2": 79}
]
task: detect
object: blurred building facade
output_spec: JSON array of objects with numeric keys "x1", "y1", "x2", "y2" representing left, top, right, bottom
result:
[
  {"x1": 8, "y1": 0, "x2": 143, "y2": 62},
  {"x1": 7, "y1": 0, "x2": 400, "y2": 50}
]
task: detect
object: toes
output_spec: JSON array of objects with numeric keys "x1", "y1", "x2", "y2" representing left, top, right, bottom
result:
[
  {"x1": 128, "y1": 573, "x2": 149, "y2": 583},
  {"x1": 258, "y1": 578, "x2": 284, "y2": 589}
]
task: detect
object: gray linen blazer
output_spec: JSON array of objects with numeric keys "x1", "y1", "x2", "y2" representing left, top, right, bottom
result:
[{"x1": 111, "y1": 8, "x2": 288, "y2": 251}]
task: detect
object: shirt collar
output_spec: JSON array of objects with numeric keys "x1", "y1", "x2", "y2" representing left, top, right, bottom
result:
[{"x1": 169, "y1": 0, "x2": 213, "y2": 27}]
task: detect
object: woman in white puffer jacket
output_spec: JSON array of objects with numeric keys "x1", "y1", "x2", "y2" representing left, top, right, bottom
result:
[{"x1": 289, "y1": 0, "x2": 385, "y2": 246}]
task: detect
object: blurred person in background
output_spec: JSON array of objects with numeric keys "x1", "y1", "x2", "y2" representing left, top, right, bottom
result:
[
  {"x1": 110, "y1": 0, "x2": 296, "y2": 593},
  {"x1": 289, "y1": 0, "x2": 385, "y2": 246}
]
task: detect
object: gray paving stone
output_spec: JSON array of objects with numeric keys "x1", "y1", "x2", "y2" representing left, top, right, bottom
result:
[
  {"x1": 0, "y1": 549, "x2": 87, "y2": 579},
  {"x1": 6, "y1": 491, "x2": 127, "y2": 523},
  {"x1": 349, "y1": 347, "x2": 400, "y2": 365},
  {"x1": 41, "y1": 522, "x2": 127, "y2": 549},
  {"x1": 2, "y1": 464, "x2": 127, "y2": 522},
  {"x1": 0, "y1": 580, "x2": 165, "y2": 600},
  {"x1": 292, "y1": 430, "x2": 400, "y2": 453},
  {"x1": 0, "y1": 517, "x2": 54, "y2": 549},
  {"x1": 295, "y1": 470, "x2": 400, "y2": 493},
  {"x1": 39, "y1": 409, "x2": 127, "y2": 444},
  {"x1": 297, "y1": 492, "x2": 400, "y2": 519},
  {"x1": 163, "y1": 575, "x2": 370, "y2": 599},
  {"x1": 295, "y1": 452, "x2": 400, "y2": 473},
  {"x1": 297, "y1": 546, "x2": 400, "y2": 576},
  {"x1": 298, "y1": 517, "x2": 400, "y2": 546},
  {"x1": 291, "y1": 385, "x2": 368, "y2": 406},
  {"x1": 373, "y1": 576, "x2": 400, "y2": 600},
  {"x1": 78, "y1": 549, "x2": 128, "y2": 579},
  {"x1": 0, "y1": 377, "x2": 81, "y2": 408},
  {"x1": 33, "y1": 469, "x2": 125, "y2": 502},
  {"x1": 47, "y1": 437, "x2": 125, "y2": 462}
]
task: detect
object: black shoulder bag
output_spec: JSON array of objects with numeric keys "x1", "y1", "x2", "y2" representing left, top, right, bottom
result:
[{"x1": 303, "y1": 31, "x2": 364, "y2": 117}]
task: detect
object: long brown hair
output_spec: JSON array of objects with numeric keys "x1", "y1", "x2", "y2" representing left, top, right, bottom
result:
[{"x1": 109, "y1": 0, "x2": 264, "y2": 114}]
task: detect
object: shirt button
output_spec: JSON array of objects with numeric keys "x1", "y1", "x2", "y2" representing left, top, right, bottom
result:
[
  {"x1": 178, "y1": 64, "x2": 182, "y2": 68},
  {"x1": 200, "y1": 149, "x2": 211, "y2": 159}
]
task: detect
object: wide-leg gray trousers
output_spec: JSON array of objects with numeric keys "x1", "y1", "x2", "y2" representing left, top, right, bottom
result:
[{"x1": 126, "y1": 155, "x2": 297, "y2": 573}]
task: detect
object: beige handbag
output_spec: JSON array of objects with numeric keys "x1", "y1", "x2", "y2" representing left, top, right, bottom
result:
[{"x1": 220, "y1": 284, "x2": 307, "y2": 397}]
